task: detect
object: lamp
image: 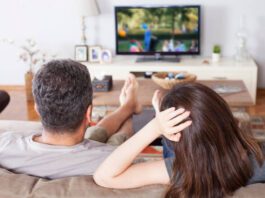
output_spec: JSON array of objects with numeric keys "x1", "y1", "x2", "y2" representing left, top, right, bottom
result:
[{"x1": 76, "y1": 0, "x2": 100, "y2": 44}]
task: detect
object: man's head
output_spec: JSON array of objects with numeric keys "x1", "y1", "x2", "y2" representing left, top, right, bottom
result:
[{"x1": 33, "y1": 59, "x2": 93, "y2": 133}]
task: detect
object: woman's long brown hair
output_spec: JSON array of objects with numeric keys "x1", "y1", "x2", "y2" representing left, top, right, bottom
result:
[{"x1": 161, "y1": 83, "x2": 264, "y2": 198}]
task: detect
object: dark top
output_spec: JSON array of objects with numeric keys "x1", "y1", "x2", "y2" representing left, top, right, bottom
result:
[{"x1": 164, "y1": 143, "x2": 265, "y2": 184}]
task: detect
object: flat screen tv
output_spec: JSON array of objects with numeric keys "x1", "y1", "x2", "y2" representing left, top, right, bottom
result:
[{"x1": 115, "y1": 5, "x2": 201, "y2": 56}]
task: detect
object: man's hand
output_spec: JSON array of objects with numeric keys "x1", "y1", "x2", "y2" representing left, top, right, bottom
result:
[{"x1": 152, "y1": 90, "x2": 192, "y2": 142}]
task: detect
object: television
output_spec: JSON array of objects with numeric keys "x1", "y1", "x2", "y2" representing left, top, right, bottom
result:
[{"x1": 115, "y1": 5, "x2": 201, "y2": 58}]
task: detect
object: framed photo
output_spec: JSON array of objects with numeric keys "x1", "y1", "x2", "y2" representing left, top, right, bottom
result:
[
  {"x1": 75, "y1": 45, "x2": 88, "y2": 62},
  {"x1": 89, "y1": 46, "x2": 101, "y2": 63},
  {"x1": 100, "y1": 49, "x2": 112, "y2": 63}
]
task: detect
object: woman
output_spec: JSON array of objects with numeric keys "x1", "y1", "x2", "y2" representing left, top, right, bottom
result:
[{"x1": 94, "y1": 83, "x2": 265, "y2": 198}]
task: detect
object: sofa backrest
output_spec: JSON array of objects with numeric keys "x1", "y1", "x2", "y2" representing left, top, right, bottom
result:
[{"x1": 0, "y1": 120, "x2": 264, "y2": 198}]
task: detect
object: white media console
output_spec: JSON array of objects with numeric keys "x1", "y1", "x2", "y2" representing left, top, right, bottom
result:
[{"x1": 84, "y1": 56, "x2": 258, "y2": 104}]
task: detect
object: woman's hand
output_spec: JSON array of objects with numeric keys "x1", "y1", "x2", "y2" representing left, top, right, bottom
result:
[{"x1": 152, "y1": 90, "x2": 192, "y2": 142}]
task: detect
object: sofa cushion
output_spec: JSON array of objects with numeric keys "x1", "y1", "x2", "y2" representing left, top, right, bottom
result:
[
  {"x1": 0, "y1": 167, "x2": 265, "y2": 198},
  {"x1": 0, "y1": 168, "x2": 166, "y2": 198},
  {"x1": 229, "y1": 184, "x2": 265, "y2": 198}
]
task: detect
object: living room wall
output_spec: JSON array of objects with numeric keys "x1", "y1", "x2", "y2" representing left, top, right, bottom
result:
[{"x1": 0, "y1": 0, "x2": 265, "y2": 87}]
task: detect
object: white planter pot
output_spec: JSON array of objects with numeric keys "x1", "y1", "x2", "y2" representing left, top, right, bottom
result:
[{"x1": 212, "y1": 53, "x2": 221, "y2": 62}]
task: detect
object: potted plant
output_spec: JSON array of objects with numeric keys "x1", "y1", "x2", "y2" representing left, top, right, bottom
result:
[
  {"x1": 212, "y1": 45, "x2": 221, "y2": 62},
  {"x1": 19, "y1": 39, "x2": 56, "y2": 101}
]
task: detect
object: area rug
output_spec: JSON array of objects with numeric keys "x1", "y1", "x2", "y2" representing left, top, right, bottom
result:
[{"x1": 250, "y1": 115, "x2": 265, "y2": 142}]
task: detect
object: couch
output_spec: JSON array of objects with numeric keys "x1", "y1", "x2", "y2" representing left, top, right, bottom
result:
[{"x1": 0, "y1": 120, "x2": 264, "y2": 198}]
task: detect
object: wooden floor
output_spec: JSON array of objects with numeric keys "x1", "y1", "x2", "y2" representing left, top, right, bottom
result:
[
  {"x1": 248, "y1": 89, "x2": 265, "y2": 116},
  {"x1": 0, "y1": 87, "x2": 265, "y2": 121}
]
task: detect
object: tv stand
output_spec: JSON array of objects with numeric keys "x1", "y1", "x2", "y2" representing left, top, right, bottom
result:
[
  {"x1": 136, "y1": 55, "x2": 181, "y2": 63},
  {"x1": 84, "y1": 56, "x2": 257, "y2": 103}
]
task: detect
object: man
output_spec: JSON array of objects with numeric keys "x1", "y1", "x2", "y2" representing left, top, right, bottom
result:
[{"x1": 0, "y1": 59, "x2": 141, "y2": 179}]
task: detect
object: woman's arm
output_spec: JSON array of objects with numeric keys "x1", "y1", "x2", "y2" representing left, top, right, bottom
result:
[{"x1": 93, "y1": 108, "x2": 191, "y2": 189}]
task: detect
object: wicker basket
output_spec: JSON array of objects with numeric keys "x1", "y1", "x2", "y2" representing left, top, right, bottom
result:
[{"x1": 152, "y1": 72, "x2": 197, "y2": 90}]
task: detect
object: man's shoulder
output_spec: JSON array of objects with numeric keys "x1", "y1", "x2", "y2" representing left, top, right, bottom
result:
[
  {"x1": 0, "y1": 131, "x2": 35, "y2": 146},
  {"x1": 0, "y1": 131, "x2": 21, "y2": 140},
  {"x1": 0, "y1": 131, "x2": 35, "y2": 139},
  {"x1": 0, "y1": 131, "x2": 32, "y2": 153}
]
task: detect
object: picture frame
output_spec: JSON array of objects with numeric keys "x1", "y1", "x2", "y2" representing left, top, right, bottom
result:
[
  {"x1": 75, "y1": 45, "x2": 88, "y2": 62},
  {"x1": 100, "y1": 49, "x2": 112, "y2": 63},
  {"x1": 89, "y1": 46, "x2": 101, "y2": 63}
]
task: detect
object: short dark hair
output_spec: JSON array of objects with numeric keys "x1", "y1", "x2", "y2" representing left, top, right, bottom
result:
[{"x1": 33, "y1": 59, "x2": 93, "y2": 133}]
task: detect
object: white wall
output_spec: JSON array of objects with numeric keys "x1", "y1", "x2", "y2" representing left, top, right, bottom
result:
[{"x1": 0, "y1": 0, "x2": 265, "y2": 87}]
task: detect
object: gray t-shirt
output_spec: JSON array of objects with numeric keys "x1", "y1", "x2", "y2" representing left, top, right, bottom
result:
[
  {"x1": 164, "y1": 143, "x2": 265, "y2": 184},
  {"x1": 0, "y1": 131, "x2": 114, "y2": 179}
]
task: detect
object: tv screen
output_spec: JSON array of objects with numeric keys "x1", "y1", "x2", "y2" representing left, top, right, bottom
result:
[{"x1": 115, "y1": 5, "x2": 200, "y2": 56}]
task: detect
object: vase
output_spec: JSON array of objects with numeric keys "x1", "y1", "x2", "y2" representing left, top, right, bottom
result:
[
  {"x1": 212, "y1": 53, "x2": 221, "y2": 63},
  {"x1": 25, "y1": 71, "x2": 34, "y2": 101}
]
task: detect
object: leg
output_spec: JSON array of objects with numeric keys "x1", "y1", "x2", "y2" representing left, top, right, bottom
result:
[
  {"x1": 0, "y1": 91, "x2": 10, "y2": 113},
  {"x1": 97, "y1": 105, "x2": 133, "y2": 138},
  {"x1": 97, "y1": 74, "x2": 141, "y2": 138},
  {"x1": 107, "y1": 118, "x2": 133, "y2": 146}
]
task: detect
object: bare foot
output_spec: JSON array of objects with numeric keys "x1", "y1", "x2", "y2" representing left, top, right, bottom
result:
[
  {"x1": 127, "y1": 74, "x2": 142, "y2": 114},
  {"x1": 119, "y1": 74, "x2": 142, "y2": 114},
  {"x1": 152, "y1": 90, "x2": 164, "y2": 113},
  {"x1": 119, "y1": 77, "x2": 130, "y2": 106}
]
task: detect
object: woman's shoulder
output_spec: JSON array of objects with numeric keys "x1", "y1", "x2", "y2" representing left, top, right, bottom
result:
[
  {"x1": 164, "y1": 158, "x2": 174, "y2": 177},
  {"x1": 248, "y1": 142, "x2": 265, "y2": 184}
]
